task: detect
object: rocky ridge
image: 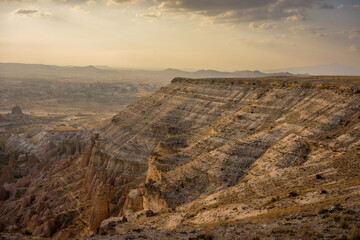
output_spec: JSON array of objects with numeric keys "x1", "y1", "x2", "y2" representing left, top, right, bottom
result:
[{"x1": 1, "y1": 76, "x2": 360, "y2": 239}]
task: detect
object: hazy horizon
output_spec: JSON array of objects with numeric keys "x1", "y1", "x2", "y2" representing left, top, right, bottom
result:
[{"x1": 1, "y1": 0, "x2": 360, "y2": 71}]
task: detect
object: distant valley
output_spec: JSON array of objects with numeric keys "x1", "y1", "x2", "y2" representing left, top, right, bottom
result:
[{"x1": 0, "y1": 62, "x2": 305, "y2": 117}]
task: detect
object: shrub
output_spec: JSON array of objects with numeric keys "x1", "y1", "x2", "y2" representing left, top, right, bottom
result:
[
  {"x1": 288, "y1": 191, "x2": 298, "y2": 197},
  {"x1": 339, "y1": 215, "x2": 347, "y2": 229},
  {"x1": 349, "y1": 225, "x2": 360, "y2": 240}
]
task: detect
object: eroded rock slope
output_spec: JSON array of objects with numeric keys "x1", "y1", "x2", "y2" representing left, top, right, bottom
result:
[{"x1": 1, "y1": 76, "x2": 360, "y2": 239}]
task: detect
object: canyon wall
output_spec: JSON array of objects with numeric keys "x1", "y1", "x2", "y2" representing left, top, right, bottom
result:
[{"x1": 1, "y1": 76, "x2": 359, "y2": 238}]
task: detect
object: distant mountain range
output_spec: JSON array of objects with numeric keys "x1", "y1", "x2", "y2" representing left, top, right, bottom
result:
[
  {"x1": 0, "y1": 63, "x2": 304, "y2": 85},
  {"x1": 270, "y1": 63, "x2": 360, "y2": 76},
  {"x1": 160, "y1": 68, "x2": 300, "y2": 79},
  {"x1": 1, "y1": 63, "x2": 359, "y2": 85}
]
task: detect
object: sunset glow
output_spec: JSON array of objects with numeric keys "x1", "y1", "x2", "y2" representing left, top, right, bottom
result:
[{"x1": 1, "y1": 0, "x2": 359, "y2": 70}]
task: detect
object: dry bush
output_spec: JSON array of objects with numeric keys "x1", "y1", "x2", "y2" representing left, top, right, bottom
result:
[
  {"x1": 339, "y1": 215, "x2": 347, "y2": 229},
  {"x1": 349, "y1": 225, "x2": 360, "y2": 240}
]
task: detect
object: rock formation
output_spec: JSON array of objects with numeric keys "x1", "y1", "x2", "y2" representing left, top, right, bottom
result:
[
  {"x1": 0, "y1": 76, "x2": 360, "y2": 239},
  {"x1": 10, "y1": 106, "x2": 23, "y2": 117}
]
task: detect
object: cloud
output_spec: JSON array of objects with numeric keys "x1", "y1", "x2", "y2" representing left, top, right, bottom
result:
[
  {"x1": 285, "y1": 9, "x2": 306, "y2": 21},
  {"x1": 14, "y1": 9, "x2": 38, "y2": 15},
  {"x1": 136, "y1": 11, "x2": 160, "y2": 18},
  {"x1": 50, "y1": 0, "x2": 91, "y2": 3},
  {"x1": 70, "y1": 5, "x2": 89, "y2": 14},
  {"x1": 292, "y1": 26, "x2": 360, "y2": 40},
  {"x1": 319, "y1": 2, "x2": 334, "y2": 9},
  {"x1": 0, "y1": 0, "x2": 95, "y2": 3},
  {"x1": 236, "y1": 36, "x2": 296, "y2": 48},
  {"x1": 11, "y1": 7, "x2": 52, "y2": 17},
  {"x1": 0, "y1": 0, "x2": 32, "y2": 2},
  {"x1": 151, "y1": 0, "x2": 325, "y2": 25},
  {"x1": 348, "y1": 28, "x2": 360, "y2": 39},
  {"x1": 0, "y1": 0, "x2": 141, "y2": 3},
  {"x1": 349, "y1": 45, "x2": 358, "y2": 52},
  {"x1": 108, "y1": 0, "x2": 143, "y2": 4},
  {"x1": 249, "y1": 22, "x2": 278, "y2": 31},
  {"x1": 285, "y1": 15, "x2": 304, "y2": 21},
  {"x1": 237, "y1": 37, "x2": 277, "y2": 47},
  {"x1": 291, "y1": 25, "x2": 328, "y2": 37}
]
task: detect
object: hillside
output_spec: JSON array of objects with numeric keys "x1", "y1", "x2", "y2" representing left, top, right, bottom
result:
[{"x1": 0, "y1": 76, "x2": 360, "y2": 239}]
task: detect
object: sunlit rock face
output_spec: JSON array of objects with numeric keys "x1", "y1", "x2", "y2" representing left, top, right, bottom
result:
[
  {"x1": 140, "y1": 78, "x2": 360, "y2": 211},
  {"x1": 82, "y1": 77, "x2": 360, "y2": 231},
  {"x1": 1, "y1": 77, "x2": 359, "y2": 238}
]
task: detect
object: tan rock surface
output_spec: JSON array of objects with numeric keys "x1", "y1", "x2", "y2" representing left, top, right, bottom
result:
[{"x1": 1, "y1": 76, "x2": 360, "y2": 239}]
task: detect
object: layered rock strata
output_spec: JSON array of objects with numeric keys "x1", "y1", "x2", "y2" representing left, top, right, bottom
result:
[{"x1": 1, "y1": 76, "x2": 360, "y2": 238}]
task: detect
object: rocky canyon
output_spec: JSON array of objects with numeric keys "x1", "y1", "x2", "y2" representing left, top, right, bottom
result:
[{"x1": 0, "y1": 76, "x2": 360, "y2": 239}]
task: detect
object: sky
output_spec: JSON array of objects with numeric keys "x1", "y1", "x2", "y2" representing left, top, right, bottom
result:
[{"x1": 0, "y1": 0, "x2": 360, "y2": 71}]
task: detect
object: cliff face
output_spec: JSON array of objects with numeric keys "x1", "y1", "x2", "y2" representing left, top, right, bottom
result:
[
  {"x1": 0, "y1": 129, "x2": 91, "y2": 238},
  {"x1": 81, "y1": 77, "x2": 360, "y2": 232},
  {"x1": 142, "y1": 77, "x2": 360, "y2": 210},
  {"x1": 1, "y1": 77, "x2": 360, "y2": 238}
]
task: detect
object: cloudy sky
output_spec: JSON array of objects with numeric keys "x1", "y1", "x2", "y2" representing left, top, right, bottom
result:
[{"x1": 0, "y1": 0, "x2": 359, "y2": 71}]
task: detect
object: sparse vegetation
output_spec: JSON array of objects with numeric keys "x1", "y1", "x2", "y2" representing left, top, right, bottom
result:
[
  {"x1": 350, "y1": 225, "x2": 360, "y2": 240},
  {"x1": 271, "y1": 225, "x2": 294, "y2": 234},
  {"x1": 270, "y1": 196, "x2": 280, "y2": 203},
  {"x1": 288, "y1": 191, "x2": 299, "y2": 197},
  {"x1": 339, "y1": 215, "x2": 347, "y2": 229}
]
